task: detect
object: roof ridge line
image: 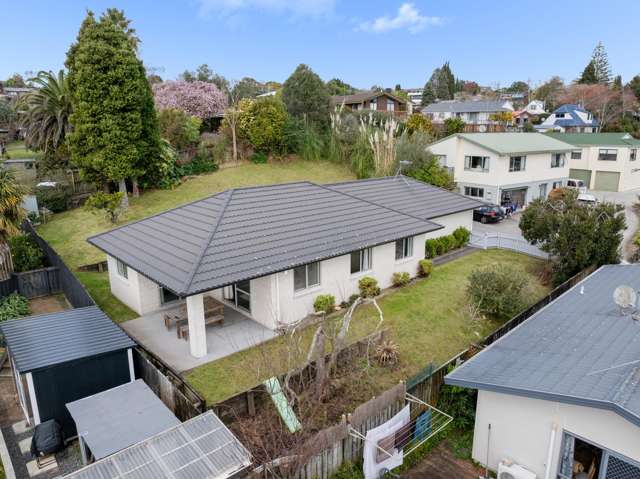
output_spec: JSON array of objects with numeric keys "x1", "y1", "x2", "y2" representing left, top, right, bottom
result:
[
  {"x1": 181, "y1": 188, "x2": 235, "y2": 296},
  {"x1": 315, "y1": 181, "x2": 438, "y2": 226}
]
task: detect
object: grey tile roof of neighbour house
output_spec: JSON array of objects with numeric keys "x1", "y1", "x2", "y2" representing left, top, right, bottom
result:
[
  {"x1": 88, "y1": 179, "x2": 446, "y2": 297},
  {"x1": 446, "y1": 264, "x2": 640, "y2": 427},
  {"x1": 423, "y1": 100, "x2": 512, "y2": 113},
  {"x1": 0, "y1": 306, "x2": 135, "y2": 373},
  {"x1": 432, "y1": 132, "x2": 577, "y2": 155},
  {"x1": 327, "y1": 176, "x2": 484, "y2": 219}
]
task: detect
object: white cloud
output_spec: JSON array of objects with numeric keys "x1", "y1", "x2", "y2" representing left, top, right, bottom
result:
[
  {"x1": 357, "y1": 3, "x2": 443, "y2": 34},
  {"x1": 196, "y1": 0, "x2": 336, "y2": 17}
]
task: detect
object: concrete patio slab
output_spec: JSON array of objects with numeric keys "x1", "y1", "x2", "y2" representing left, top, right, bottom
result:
[{"x1": 121, "y1": 304, "x2": 279, "y2": 372}]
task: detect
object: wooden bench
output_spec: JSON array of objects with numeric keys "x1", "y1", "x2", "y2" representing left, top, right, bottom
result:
[{"x1": 177, "y1": 314, "x2": 224, "y2": 340}]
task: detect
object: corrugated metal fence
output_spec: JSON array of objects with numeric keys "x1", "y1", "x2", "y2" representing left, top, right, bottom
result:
[{"x1": 470, "y1": 232, "x2": 549, "y2": 259}]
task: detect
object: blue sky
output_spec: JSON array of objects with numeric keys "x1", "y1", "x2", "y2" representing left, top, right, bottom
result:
[{"x1": 3, "y1": 0, "x2": 639, "y2": 89}]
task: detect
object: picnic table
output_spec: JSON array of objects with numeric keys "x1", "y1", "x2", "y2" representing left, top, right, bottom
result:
[{"x1": 163, "y1": 296, "x2": 225, "y2": 340}]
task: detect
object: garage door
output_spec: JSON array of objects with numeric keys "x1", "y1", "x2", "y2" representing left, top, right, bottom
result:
[
  {"x1": 594, "y1": 171, "x2": 620, "y2": 191},
  {"x1": 569, "y1": 168, "x2": 592, "y2": 187}
]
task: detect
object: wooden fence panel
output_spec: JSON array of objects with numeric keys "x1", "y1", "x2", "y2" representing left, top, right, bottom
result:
[{"x1": 0, "y1": 277, "x2": 17, "y2": 297}]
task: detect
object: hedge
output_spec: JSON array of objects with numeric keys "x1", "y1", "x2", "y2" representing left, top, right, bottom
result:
[{"x1": 425, "y1": 227, "x2": 471, "y2": 259}]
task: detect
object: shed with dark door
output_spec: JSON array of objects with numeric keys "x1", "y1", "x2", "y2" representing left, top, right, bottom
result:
[{"x1": 0, "y1": 306, "x2": 136, "y2": 439}]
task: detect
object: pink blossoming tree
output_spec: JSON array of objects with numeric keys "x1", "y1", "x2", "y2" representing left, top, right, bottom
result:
[{"x1": 152, "y1": 80, "x2": 227, "y2": 119}]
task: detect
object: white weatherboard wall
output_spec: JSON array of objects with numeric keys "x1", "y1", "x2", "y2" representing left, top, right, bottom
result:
[
  {"x1": 107, "y1": 255, "x2": 161, "y2": 315},
  {"x1": 569, "y1": 145, "x2": 640, "y2": 191},
  {"x1": 473, "y1": 390, "x2": 640, "y2": 477}
]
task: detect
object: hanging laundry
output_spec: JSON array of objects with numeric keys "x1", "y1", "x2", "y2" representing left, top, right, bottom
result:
[{"x1": 363, "y1": 405, "x2": 410, "y2": 479}]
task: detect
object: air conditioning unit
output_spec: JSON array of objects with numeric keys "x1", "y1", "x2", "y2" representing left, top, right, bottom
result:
[{"x1": 497, "y1": 460, "x2": 537, "y2": 479}]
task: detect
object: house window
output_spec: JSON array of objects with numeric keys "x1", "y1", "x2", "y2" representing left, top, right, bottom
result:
[
  {"x1": 293, "y1": 262, "x2": 320, "y2": 291},
  {"x1": 571, "y1": 150, "x2": 582, "y2": 160},
  {"x1": 598, "y1": 149, "x2": 618, "y2": 161},
  {"x1": 509, "y1": 156, "x2": 526, "y2": 172},
  {"x1": 386, "y1": 99, "x2": 394, "y2": 112},
  {"x1": 553, "y1": 181, "x2": 563, "y2": 189},
  {"x1": 116, "y1": 259, "x2": 128, "y2": 279},
  {"x1": 464, "y1": 156, "x2": 490, "y2": 172},
  {"x1": 395, "y1": 238, "x2": 414, "y2": 260},
  {"x1": 539, "y1": 183, "x2": 547, "y2": 198},
  {"x1": 632, "y1": 149, "x2": 638, "y2": 161},
  {"x1": 370, "y1": 99, "x2": 377, "y2": 110},
  {"x1": 551, "y1": 153, "x2": 565, "y2": 168},
  {"x1": 464, "y1": 186, "x2": 484, "y2": 198},
  {"x1": 350, "y1": 248, "x2": 372, "y2": 274},
  {"x1": 433, "y1": 154, "x2": 447, "y2": 166}
]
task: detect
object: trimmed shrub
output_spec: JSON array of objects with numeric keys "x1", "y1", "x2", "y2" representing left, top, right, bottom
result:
[
  {"x1": 391, "y1": 271, "x2": 410, "y2": 287},
  {"x1": 35, "y1": 185, "x2": 71, "y2": 213},
  {"x1": 9, "y1": 234, "x2": 44, "y2": 272},
  {"x1": 358, "y1": 276, "x2": 380, "y2": 298},
  {"x1": 467, "y1": 264, "x2": 529, "y2": 319},
  {"x1": 425, "y1": 239, "x2": 438, "y2": 259},
  {"x1": 453, "y1": 227, "x2": 471, "y2": 248},
  {"x1": 313, "y1": 294, "x2": 336, "y2": 314},
  {"x1": 250, "y1": 151, "x2": 268, "y2": 164},
  {"x1": 0, "y1": 293, "x2": 29, "y2": 322},
  {"x1": 418, "y1": 259, "x2": 433, "y2": 277}
]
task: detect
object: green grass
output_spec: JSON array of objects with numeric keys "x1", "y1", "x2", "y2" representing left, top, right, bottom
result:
[
  {"x1": 186, "y1": 250, "x2": 550, "y2": 405},
  {"x1": 37, "y1": 159, "x2": 354, "y2": 322},
  {"x1": 3, "y1": 141, "x2": 39, "y2": 160}
]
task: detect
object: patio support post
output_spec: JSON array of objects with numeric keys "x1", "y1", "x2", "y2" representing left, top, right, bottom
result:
[{"x1": 187, "y1": 294, "x2": 207, "y2": 358}]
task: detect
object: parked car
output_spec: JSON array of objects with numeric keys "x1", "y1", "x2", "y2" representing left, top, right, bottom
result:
[
  {"x1": 566, "y1": 178, "x2": 588, "y2": 194},
  {"x1": 473, "y1": 205, "x2": 505, "y2": 223},
  {"x1": 577, "y1": 193, "x2": 598, "y2": 206}
]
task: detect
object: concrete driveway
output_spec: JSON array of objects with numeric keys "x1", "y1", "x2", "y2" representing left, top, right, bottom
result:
[
  {"x1": 472, "y1": 212, "x2": 525, "y2": 237},
  {"x1": 591, "y1": 189, "x2": 640, "y2": 261}
]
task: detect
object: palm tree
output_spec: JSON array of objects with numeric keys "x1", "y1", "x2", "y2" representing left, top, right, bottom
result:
[
  {"x1": 19, "y1": 70, "x2": 72, "y2": 155},
  {"x1": 0, "y1": 169, "x2": 27, "y2": 242}
]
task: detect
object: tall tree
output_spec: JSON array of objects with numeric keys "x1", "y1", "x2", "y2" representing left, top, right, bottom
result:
[
  {"x1": 326, "y1": 78, "x2": 357, "y2": 96},
  {"x1": 232, "y1": 77, "x2": 267, "y2": 100},
  {"x1": 66, "y1": 10, "x2": 161, "y2": 204},
  {"x1": 181, "y1": 64, "x2": 229, "y2": 94},
  {"x1": 533, "y1": 76, "x2": 565, "y2": 111},
  {"x1": 3, "y1": 74, "x2": 26, "y2": 88},
  {"x1": 628, "y1": 75, "x2": 640, "y2": 102},
  {"x1": 282, "y1": 64, "x2": 331, "y2": 130},
  {"x1": 0, "y1": 169, "x2": 26, "y2": 243},
  {"x1": 590, "y1": 41, "x2": 612, "y2": 84},
  {"x1": 577, "y1": 61, "x2": 598, "y2": 84}
]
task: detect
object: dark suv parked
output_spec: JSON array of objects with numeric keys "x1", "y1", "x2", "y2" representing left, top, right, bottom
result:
[{"x1": 473, "y1": 205, "x2": 505, "y2": 224}]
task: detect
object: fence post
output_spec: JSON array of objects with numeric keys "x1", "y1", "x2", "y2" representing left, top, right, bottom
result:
[{"x1": 483, "y1": 233, "x2": 488, "y2": 250}]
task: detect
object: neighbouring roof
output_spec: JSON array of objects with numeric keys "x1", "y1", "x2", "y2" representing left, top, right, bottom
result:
[
  {"x1": 433, "y1": 132, "x2": 576, "y2": 155},
  {"x1": 63, "y1": 410, "x2": 252, "y2": 479},
  {"x1": 546, "y1": 132, "x2": 640, "y2": 147},
  {"x1": 423, "y1": 100, "x2": 512, "y2": 114},
  {"x1": 546, "y1": 104, "x2": 600, "y2": 127},
  {"x1": 67, "y1": 380, "x2": 180, "y2": 461},
  {"x1": 0, "y1": 306, "x2": 134, "y2": 373},
  {"x1": 89, "y1": 178, "x2": 455, "y2": 297},
  {"x1": 328, "y1": 176, "x2": 483, "y2": 219},
  {"x1": 446, "y1": 265, "x2": 640, "y2": 427},
  {"x1": 331, "y1": 90, "x2": 407, "y2": 105}
]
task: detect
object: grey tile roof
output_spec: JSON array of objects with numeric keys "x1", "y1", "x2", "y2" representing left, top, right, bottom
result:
[
  {"x1": 424, "y1": 100, "x2": 512, "y2": 113},
  {"x1": 446, "y1": 265, "x2": 640, "y2": 427},
  {"x1": 331, "y1": 90, "x2": 407, "y2": 106},
  {"x1": 0, "y1": 306, "x2": 135, "y2": 373},
  {"x1": 327, "y1": 176, "x2": 484, "y2": 219},
  {"x1": 66, "y1": 380, "x2": 180, "y2": 461},
  {"x1": 63, "y1": 410, "x2": 251, "y2": 479},
  {"x1": 89, "y1": 180, "x2": 446, "y2": 296}
]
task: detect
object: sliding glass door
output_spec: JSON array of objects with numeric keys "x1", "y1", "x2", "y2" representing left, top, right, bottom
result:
[{"x1": 222, "y1": 280, "x2": 251, "y2": 313}]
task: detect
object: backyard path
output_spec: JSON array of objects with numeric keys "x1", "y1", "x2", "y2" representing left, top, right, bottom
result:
[{"x1": 402, "y1": 443, "x2": 484, "y2": 479}]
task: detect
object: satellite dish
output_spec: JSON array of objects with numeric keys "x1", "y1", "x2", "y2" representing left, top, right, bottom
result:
[{"x1": 613, "y1": 285, "x2": 637, "y2": 311}]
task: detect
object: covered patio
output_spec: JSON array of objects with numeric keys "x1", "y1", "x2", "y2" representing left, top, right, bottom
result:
[{"x1": 121, "y1": 299, "x2": 278, "y2": 372}]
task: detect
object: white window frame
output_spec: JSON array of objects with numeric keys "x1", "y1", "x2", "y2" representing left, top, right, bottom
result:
[
  {"x1": 369, "y1": 99, "x2": 377, "y2": 111},
  {"x1": 570, "y1": 150, "x2": 582, "y2": 160},
  {"x1": 552, "y1": 181, "x2": 563, "y2": 189},
  {"x1": 395, "y1": 237, "x2": 414, "y2": 261},
  {"x1": 386, "y1": 99, "x2": 394, "y2": 112},
  {"x1": 350, "y1": 248, "x2": 372, "y2": 275},
  {"x1": 116, "y1": 259, "x2": 128, "y2": 279},
  {"x1": 464, "y1": 186, "x2": 484, "y2": 198},
  {"x1": 509, "y1": 156, "x2": 526, "y2": 172},
  {"x1": 464, "y1": 155, "x2": 490, "y2": 172},
  {"x1": 598, "y1": 148, "x2": 618, "y2": 161},
  {"x1": 551, "y1": 153, "x2": 566, "y2": 168},
  {"x1": 293, "y1": 262, "x2": 320, "y2": 292}
]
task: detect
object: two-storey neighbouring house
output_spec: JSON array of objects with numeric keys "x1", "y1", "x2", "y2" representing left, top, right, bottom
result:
[
  {"x1": 536, "y1": 104, "x2": 599, "y2": 133},
  {"x1": 547, "y1": 132, "x2": 640, "y2": 192},
  {"x1": 423, "y1": 100, "x2": 514, "y2": 127},
  {"x1": 427, "y1": 133, "x2": 576, "y2": 206},
  {"x1": 331, "y1": 90, "x2": 411, "y2": 118}
]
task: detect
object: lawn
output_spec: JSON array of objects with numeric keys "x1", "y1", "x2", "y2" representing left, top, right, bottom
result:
[
  {"x1": 3, "y1": 141, "x2": 39, "y2": 160},
  {"x1": 37, "y1": 159, "x2": 354, "y2": 319},
  {"x1": 186, "y1": 249, "x2": 550, "y2": 405}
]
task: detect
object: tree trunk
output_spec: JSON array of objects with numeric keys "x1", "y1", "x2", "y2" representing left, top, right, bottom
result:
[
  {"x1": 314, "y1": 322, "x2": 326, "y2": 399},
  {"x1": 132, "y1": 177, "x2": 140, "y2": 198},
  {"x1": 0, "y1": 241, "x2": 13, "y2": 281},
  {"x1": 118, "y1": 178, "x2": 129, "y2": 208},
  {"x1": 232, "y1": 125, "x2": 238, "y2": 164}
]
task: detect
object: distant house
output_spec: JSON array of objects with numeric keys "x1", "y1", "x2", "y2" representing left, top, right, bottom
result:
[
  {"x1": 422, "y1": 100, "x2": 514, "y2": 128},
  {"x1": 0, "y1": 86, "x2": 33, "y2": 100},
  {"x1": 536, "y1": 104, "x2": 599, "y2": 133},
  {"x1": 331, "y1": 90, "x2": 411, "y2": 118},
  {"x1": 523, "y1": 99, "x2": 546, "y2": 115},
  {"x1": 427, "y1": 132, "x2": 576, "y2": 206},
  {"x1": 547, "y1": 132, "x2": 640, "y2": 191},
  {"x1": 404, "y1": 88, "x2": 424, "y2": 106},
  {"x1": 446, "y1": 264, "x2": 640, "y2": 478}
]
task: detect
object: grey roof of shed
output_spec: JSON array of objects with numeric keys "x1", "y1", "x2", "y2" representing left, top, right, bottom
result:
[
  {"x1": 88, "y1": 179, "x2": 446, "y2": 296},
  {"x1": 63, "y1": 410, "x2": 252, "y2": 479},
  {"x1": 327, "y1": 176, "x2": 484, "y2": 219},
  {"x1": 424, "y1": 100, "x2": 512, "y2": 113},
  {"x1": 446, "y1": 264, "x2": 640, "y2": 427},
  {"x1": 0, "y1": 306, "x2": 134, "y2": 373},
  {"x1": 67, "y1": 380, "x2": 180, "y2": 461}
]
